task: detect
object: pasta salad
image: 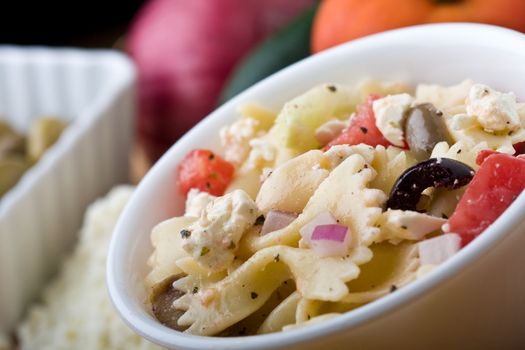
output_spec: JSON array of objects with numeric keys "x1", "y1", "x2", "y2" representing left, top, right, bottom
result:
[{"x1": 145, "y1": 79, "x2": 525, "y2": 336}]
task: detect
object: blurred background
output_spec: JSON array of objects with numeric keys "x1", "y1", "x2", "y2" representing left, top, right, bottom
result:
[
  {"x1": 1, "y1": 0, "x2": 525, "y2": 349},
  {"x1": 0, "y1": 1, "x2": 144, "y2": 47},
  {"x1": 6, "y1": 0, "x2": 525, "y2": 179}
]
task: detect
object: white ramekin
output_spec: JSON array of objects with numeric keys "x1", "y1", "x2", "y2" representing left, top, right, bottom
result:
[
  {"x1": 107, "y1": 23, "x2": 525, "y2": 349},
  {"x1": 0, "y1": 47, "x2": 135, "y2": 332}
]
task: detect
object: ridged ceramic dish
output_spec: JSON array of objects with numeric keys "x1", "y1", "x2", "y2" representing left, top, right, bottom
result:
[
  {"x1": 0, "y1": 47, "x2": 135, "y2": 332},
  {"x1": 108, "y1": 24, "x2": 525, "y2": 349}
]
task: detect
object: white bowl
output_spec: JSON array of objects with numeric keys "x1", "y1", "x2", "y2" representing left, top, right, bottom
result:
[
  {"x1": 107, "y1": 23, "x2": 525, "y2": 349},
  {"x1": 0, "y1": 47, "x2": 135, "y2": 332}
]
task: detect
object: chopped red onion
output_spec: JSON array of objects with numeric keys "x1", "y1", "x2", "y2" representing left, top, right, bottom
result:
[
  {"x1": 418, "y1": 233, "x2": 461, "y2": 265},
  {"x1": 299, "y1": 211, "x2": 338, "y2": 242},
  {"x1": 311, "y1": 224, "x2": 347, "y2": 242},
  {"x1": 310, "y1": 224, "x2": 351, "y2": 257},
  {"x1": 260, "y1": 209, "x2": 298, "y2": 235}
]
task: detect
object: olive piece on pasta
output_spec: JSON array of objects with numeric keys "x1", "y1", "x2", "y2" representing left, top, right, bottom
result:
[
  {"x1": 387, "y1": 158, "x2": 474, "y2": 211},
  {"x1": 404, "y1": 103, "x2": 452, "y2": 161},
  {"x1": 150, "y1": 274, "x2": 188, "y2": 332}
]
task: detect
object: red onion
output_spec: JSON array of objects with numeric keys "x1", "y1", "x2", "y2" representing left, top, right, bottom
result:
[
  {"x1": 310, "y1": 224, "x2": 351, "y2": 257},
  {"x1": 418, "y1": 233, "x2": 461, "y2": 265},
  {"x1": 260, "y1": 209, "x2": 298, "y2": 235},
  {"x1": 299, "y1": 211, "x2": 338, "y2": 242},
  {"x1": 311, "y1": 224, "x2": 347, "y2": 241}
]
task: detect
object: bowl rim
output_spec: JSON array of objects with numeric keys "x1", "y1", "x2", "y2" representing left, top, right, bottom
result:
[{"x1": 107, "y1": 22, "x2": 525, "y2": 350}]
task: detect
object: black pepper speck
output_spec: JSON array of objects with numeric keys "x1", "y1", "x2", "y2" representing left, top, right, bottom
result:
[{"x1": 180, "y1": 229, "x2": 191, "y2": 239}]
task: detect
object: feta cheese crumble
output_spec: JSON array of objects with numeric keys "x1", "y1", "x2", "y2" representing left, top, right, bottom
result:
[
  {"x1": 185, "y1": 188, "x2": 217, "y2": 217},
  {"x1": 246, "y1": 136, "x2": 276, "y2": 170},
  {"x1": 182, "y1": 189, "x2": 260, "y2": 271},
  {"x1": 466, "y1": 84, "x2": 521, "y2": 133},
  {"x1": 220, "y1": 117, "x2": 262, "y2": 165},
  {"x1": 380, "y1": 209, "x2": 447, "y2": 242},
  {"x1": 373, "y1": 93, "x2": 414, "y2": 147}
]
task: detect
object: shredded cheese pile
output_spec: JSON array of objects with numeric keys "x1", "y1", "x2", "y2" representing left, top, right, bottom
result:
[{"x1": 15, "y1": 186, "x2": 164, "y2": 350}]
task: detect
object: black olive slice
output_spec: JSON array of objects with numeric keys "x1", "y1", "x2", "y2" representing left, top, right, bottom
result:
[
  {"x1": 151, "y1": 274, "x2": 188, "y2": 331},
  {"x1": 387, "y1": 158, "x2": 474, "y2": 211}
]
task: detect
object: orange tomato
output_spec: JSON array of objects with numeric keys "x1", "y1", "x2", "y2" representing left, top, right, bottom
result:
[{"x1": 312, "y1": 0, "x2": 525, "y2": 53}]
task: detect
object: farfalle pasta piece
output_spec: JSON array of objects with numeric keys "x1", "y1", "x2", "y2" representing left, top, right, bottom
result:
[
  {"x1": 445, "y1": 114, "x2": 525, "y2": 154},
  {"x1": 146, "y1": 216, "x2": 196, "y2": 289},
  {"x1": 217, "y1": 278, "x2": 296, "y2": 336},
  {"x1": 322, "y1": 144, "x2": 375, "y2": 168},
  {"x1": 295, "y1": 298, "x2": 323, "y2": 323},
  {"x1": 323, "y1": 144, "x2": 414, "y2": 196},
  {"x1": 257, "y1": 292, "x2": 301, "y2": 334},
  {"x1": 342, "y1": 242, "x2": 419, "y2": 304},
  {"x1": 171, "y1": 257, "x2": 228, "y2": 308},
  {"x1": 370, "y1": 145, "x2": 416, "y2": 195},
  {"x1": 172, "y1": 245, "x2": 372, "y2": 335},
  {"x1": 289, "y1": 242, "x2": 419, "y2": 322},
  {"x1": 256, "y1": 150, "x2": 329, "y2": 215},
  {"x1": 415, "y1": 79, "x2": 474, "y2": 113},
  {"x1": 430, "y1": 140, "x2": 490, "y2": 170},
  {"x1": 284, "y1": 243, "x2": 419, "y2": 319},
  {"x1": 174, "y1": 257, "x2": 226, "y2": 286},
  {"x1": 247, "y1": 153, "x2": 386, "y2": 251},
  {"x1": 426, "y1": 187, "x2": 465, "y2": 220},
  {"x1": 255, "y1": 144, "x2": 377, "y2": 218}
]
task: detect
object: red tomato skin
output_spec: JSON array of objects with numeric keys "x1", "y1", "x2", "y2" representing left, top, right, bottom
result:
[
  {"x1": 324, "y1": 95, "x2": 392, "y2": 150},
  {"x1": 448, "y1": 154, "x2": 525, "y2": 246},
  {"x1": 177, "y1": 149, "x2": 235, "y2": 197},
  {"x1": 475, "y1": 149, "x2": 499, "y2": 166}
]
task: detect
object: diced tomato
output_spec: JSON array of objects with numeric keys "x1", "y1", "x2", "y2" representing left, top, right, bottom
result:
[
  {"x1": 475, "y1": 150, "x2": 499, "y2": 166},
  {"x1": 177, "y1": 149, "x2": 235, "y2": 197},
  {"x1": 476, "y1": 144, "x2": 525, "y2": 166},
  {"x1": 324, "y1": 95, "x2": 392, "y2": 150},
  {"x1": 448, "y1": 154, "x2": 525, "y2": 246},
  {"x1": 513, "y1": 141, "x2": 525, "y2": 155}
]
